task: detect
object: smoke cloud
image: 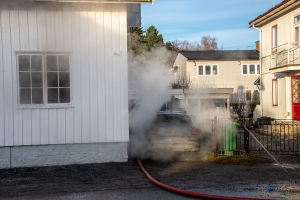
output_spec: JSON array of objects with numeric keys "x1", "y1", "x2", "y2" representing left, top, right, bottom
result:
[{"x1": 128, "y1": 47, "x2": 172, "y2": 158}]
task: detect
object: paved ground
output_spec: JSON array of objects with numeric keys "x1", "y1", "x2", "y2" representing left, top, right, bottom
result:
[{"x1": 0, "y1": 154, "x2": 300, "y2": 200}]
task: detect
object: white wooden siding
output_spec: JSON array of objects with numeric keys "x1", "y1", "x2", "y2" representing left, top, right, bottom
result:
[
  {"x1": 0, "y1": 8, "x2": 4, "y2": 147},
  {"x1": 261, "y1": 74, "x2": 287, "y2": 119},
  {"x1": 0, "y1": 2, "x2": 129, "y2": 147},
  {"x1": 259, "y1": 5, "x2": 300, "y2": 119},
  {"x1": 261, "y1": 7, "x2": 300, "y2": 57}
]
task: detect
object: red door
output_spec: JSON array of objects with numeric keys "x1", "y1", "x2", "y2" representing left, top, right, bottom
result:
[{"x1": 292, "y1": 75, "x2": 300, "y2": 120}]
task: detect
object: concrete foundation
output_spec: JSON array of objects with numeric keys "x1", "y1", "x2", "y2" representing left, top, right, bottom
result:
[{"x1": 0, "y1": 142, "x2": 128, "y2": 169}]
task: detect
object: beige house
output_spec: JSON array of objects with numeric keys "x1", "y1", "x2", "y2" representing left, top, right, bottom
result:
[
  {"x1": 173, "y1": 50, "x2": 260, "y2": 102},
  {"x1": 249, "y1": 0, "x2": 300, "y2": 120}
]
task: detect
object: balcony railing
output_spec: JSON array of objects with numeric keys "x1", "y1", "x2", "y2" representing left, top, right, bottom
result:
[{"x1": 271, "y1": 42, "x2": 300, "y2": 69}]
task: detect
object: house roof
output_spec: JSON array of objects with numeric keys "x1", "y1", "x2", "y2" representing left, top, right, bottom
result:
[
  {"x1": 27, "y1": 0, "x2": 154, "y2": 3},
  {"x1": 179, "y1": 50, "x2": 259, "y2": 61},
  {"x1": 249, "y1": 0, "x2": 299, "y2": 27}
]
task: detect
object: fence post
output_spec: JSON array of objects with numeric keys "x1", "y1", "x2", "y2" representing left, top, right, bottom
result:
[
  {"x1": 244, "y1": 128, "x2": 249, "y2": 156},
  {"x1": 213, "y1": 116, "x2": 218, "y2": 157}
]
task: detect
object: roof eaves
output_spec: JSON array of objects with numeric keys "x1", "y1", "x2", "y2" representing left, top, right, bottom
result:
[{"x1": 249, "y1": 0, "x2": 298, "y2": 27}]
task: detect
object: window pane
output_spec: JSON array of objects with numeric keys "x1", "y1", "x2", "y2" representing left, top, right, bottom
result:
[
  {"x1": 243, "y1": 65, "x2": 248, "y2": 74},
  {"x1": 198, "y1": 65, "x2": 203, "y2": 75},
  {"x1": 213, "y1": 65, "x2": 218, "y2": 75},
  {"x1": 273, "y1": 79, "x2": 278, "y2": 105},
  {"x1": 32, "y1": 88, "x2": 43, "y2": 104},
  {"x1": 48, "y1": 88, "x2": 58, "y2": 103},
  {"x1": 20, "y1": 88, "x2": 31, "y2": 104},
  {"x1": 59, "y1": 72, "x2": 70, "y2": 87},
  {"x1": 250, "y1": 65, "x2": 255, "y2": 74},
  {"x1": 47, "y1": 72, "x2": 58, "y2": 87},
  {"x1": 31, "y1": 55, "x2": 42, "y2": 71},
  {"x1": 246, "y1": 90, "x2": 251, "y2": 101},
  {"x1": 205, "y1": 65, "x2": 211, "y2": 75},
  {"x1": 32, "y1": 72, "x2": 43, "y2": 87},
  {"x1": 257, "y1": 65, "x2": 260, "y2": 74},
  {"x1": 60, "y1": 88, "x2": 70, "y2": 103},
  {"x1": 19, "y1": 55, "x2": 30, "y2": 71},
  {"x1": 59, "y1": 56, "x2": 69, "y2": 71},
  {"x1": 19, "y1": 72, "x2": 31, "y2": 87},
  {"x1": 295, "y1": 15, "x2": 300, "y2": 24},
  {"x1": 295, "y1": 27, "x2": 299, "y2": 44},
  {"x1": 47, "y1": 55, "x2": 57, "y2": 71},
  {"x1": 273, "y1": 26, "x2": 278, "y2": 47}
]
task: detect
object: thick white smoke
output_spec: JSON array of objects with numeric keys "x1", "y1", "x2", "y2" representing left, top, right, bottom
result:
[{"x1": 128, "y1": 47, "x2": 172, "y2": 158}]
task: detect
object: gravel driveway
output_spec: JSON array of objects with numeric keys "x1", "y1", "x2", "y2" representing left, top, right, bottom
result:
[{"x1": 0, "y1": 154, "x2": 300, "y2": 200}]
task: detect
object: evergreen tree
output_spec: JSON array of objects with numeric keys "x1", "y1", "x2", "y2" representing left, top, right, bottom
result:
[{"x1": 143, "y1": 26, "x2": 164, "y2": 51}]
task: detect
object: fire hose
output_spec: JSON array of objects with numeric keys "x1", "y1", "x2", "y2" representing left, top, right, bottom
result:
[{"x1": 137, "y1": 158, "x2": 273, "y2": 200}]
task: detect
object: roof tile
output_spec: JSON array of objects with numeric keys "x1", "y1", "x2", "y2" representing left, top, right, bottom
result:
[{"x1": 179, "y1": 50, "x2": 259, "y2": 60}]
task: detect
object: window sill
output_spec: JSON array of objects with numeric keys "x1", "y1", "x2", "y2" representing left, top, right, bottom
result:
[
  {"x1": 17, "y1": 104, "x2": 74, "y2": 110},
  {"x1": 197, "y1": 75, "x2": 219, "y2": 76}
]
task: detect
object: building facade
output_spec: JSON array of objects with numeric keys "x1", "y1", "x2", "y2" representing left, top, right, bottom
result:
[
  {"x1": 0, "y1": 0, "x2": 153, "y2": 169},
  {"x1": 173, "y1": 50, "x2": 260, "y2": 107},
  {"x1": 249, "y1": 0, "x2": 300, "y2": 120}
]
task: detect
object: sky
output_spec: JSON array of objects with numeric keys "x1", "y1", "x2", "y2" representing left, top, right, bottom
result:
[{"x1": 141, "y1": 0, "x2": 283, "y2": 50}]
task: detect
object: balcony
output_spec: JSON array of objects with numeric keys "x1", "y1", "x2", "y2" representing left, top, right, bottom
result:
[{"x1": 269, "y1": 42, "x2": 300, "y2": 73}]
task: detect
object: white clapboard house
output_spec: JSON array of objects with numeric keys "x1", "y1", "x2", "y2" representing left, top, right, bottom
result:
[
  {"x1": 249, "y1": 0, "x2": 300, "y2": 120},
  {"x1": 0, "y1": 0, "x2": 153, "y2": 169}
]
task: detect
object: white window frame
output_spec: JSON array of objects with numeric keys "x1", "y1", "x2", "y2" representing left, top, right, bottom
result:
[
  {"x1": 16, "y1": 52, "x2": 73, "y2": 109},
  {"x1": 294, "y1": 14, "x2": 300, "y2": 45},
  {"x1": 272, "y1": 79, "x2": 278, "y2": 106},
  {"x1": 241, "y1": 64, "x2": 260, "y2": 75},
  {"x1": 272, "y1": 25, "x2": 278, "y2": 51},
  {"x1": 197, "y1": 64, "x2": 219, "y2": 76}
]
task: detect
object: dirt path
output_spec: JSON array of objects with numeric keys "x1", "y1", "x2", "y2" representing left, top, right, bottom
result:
[{"x1": 1, "y1": 154, "x2": 300, "y2": 200}]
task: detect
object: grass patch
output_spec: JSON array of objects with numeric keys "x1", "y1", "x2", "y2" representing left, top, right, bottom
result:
[{"x1": 207, "y1": 155, "x2": 271, "y2": 165}]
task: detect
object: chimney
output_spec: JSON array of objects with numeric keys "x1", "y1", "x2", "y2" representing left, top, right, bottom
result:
[{"x1": 255, "y1": 41, "x2": 260, "y2": 51}]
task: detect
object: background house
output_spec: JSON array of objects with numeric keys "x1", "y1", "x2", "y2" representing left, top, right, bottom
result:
[
  {"x1": 173, "y1": 50, "x2": 260, "y2": 117},
  {"x1": 249, "y1": 0, "x2": 300, "y2": 120},
  {"x1": 0, "y1": 0, "x2": 153, "y2": 169}
]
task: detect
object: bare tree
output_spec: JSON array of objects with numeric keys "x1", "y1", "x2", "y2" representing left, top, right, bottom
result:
[
  {"x1": 171, "y1": 66, "x2": 195, "y2": 90},
  {"x1": 171, "y1": 35, "x2": 219, "y2": 51},
  {"x1": 201, "y1": 35, "x2": 218, "y2": 50},
  {"x1": 229, "y1": 86, "x2": 259, "y2": 119}
]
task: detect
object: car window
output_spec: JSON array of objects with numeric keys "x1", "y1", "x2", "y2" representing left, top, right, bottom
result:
[{"x1": 156, "y1": 114, "x2": 192, "y2": 124}]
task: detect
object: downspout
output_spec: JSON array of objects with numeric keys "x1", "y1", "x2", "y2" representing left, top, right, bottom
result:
[{"x1": 252, "y1": 25, "x2": 263, "y2": 117}]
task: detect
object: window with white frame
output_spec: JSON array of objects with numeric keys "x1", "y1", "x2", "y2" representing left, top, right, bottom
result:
[
  {"x1": 18, "y1": 53, "x2": 71, "y2": 105},
  {"x1": 272, "y1": 25, "x2": 278, "y2": 50},
  {"x1": 272, "y1": 79, "x2": 278, "y2": 106},
  {"x1": 198, "y1": 64, "x2": 218, "y2": 76},
  {"x1": 242, "y1": 64, "x2": 260, "y2": 75}
]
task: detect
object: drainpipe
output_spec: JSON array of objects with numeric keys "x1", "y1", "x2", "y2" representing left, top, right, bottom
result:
[{"x1": 252, "y1": 25, "x2": 263, "y2": 117}]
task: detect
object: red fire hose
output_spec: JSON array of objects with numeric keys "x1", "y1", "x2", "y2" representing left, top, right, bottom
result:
[{"x1": 137, "y1": 158, "x2": 273, "y2": 200}]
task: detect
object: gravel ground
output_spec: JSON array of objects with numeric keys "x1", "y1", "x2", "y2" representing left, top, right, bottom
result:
[{"x1": 0, "y1": 154, "x2": 300, "y2": 200}]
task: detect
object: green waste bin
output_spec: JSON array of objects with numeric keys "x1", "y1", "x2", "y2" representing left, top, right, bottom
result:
[{"x1": 224, "y1": 123, "x2": 237, "y2": 155}]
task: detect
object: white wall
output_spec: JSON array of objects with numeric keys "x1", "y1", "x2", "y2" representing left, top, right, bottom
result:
[
  {"x1": 259, "y1": 5, "x2": 300, "y2": 119},
  {"x1": 0, "y1": 2, "x2": 129, "y2": 147},
  {"x1": 260, "y1": 6, "x2": 300, "y2": 57}
]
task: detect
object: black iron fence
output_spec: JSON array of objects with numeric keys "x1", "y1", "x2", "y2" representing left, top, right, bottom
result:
[
  {"x1": 241, "y1": 119, "x2": 300, "y2": 155},
  {"x1": 197, "y1": 117, "x2": 300, "y2": 156}
]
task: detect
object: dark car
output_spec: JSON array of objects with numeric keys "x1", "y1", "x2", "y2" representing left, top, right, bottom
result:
[{"x1": 145, "y1": 110, "x2": 201, "y2": 156}]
